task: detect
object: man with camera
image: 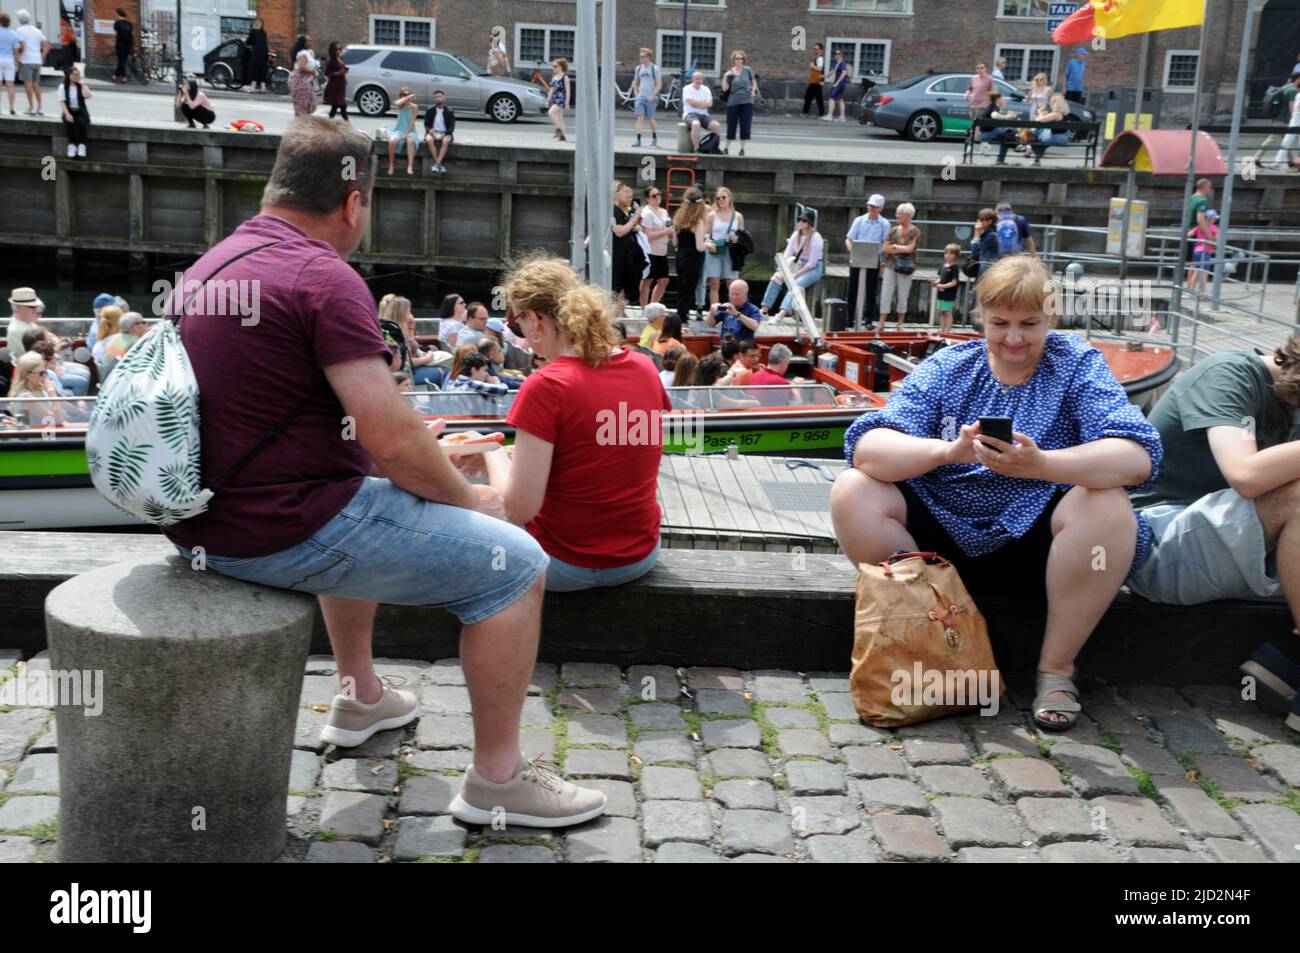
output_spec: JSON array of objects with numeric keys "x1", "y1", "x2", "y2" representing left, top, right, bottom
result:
[{"x1": 705, "y1": 278, "x2": 762, "y2": 342}]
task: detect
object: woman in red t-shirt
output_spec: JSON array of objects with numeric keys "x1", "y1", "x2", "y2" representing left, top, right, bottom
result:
[{"x1": 485, "y1": 255, "x2": 672, "y2": 591}]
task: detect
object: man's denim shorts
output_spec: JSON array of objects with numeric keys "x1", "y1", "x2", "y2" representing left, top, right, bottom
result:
[
  {"x1": 1127, "y1": 486, "x2": 1285, "y2": 604},
  {"x1": 175, "y1": 477, "x2": 549, "y2": 625},
  {"x1": 635, "y1": 95, "x2": 657, "y2": 118}
]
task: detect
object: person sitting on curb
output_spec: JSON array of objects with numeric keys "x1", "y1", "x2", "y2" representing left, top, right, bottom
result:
[
  {"x1": 1127, "y1": 338, "x2": 1300, "y2": 732},
  {"x1": 161, "y1": 116, "x2": 606, "y2": 829},
  {"x1": 682, "y1": 70, "x2": 721, "y2": 151},
  {"x1": 829, "y1": 254, "x2": 1162, "y2": 733},
  {"x1": 422, "y1": 89, "x2": 455, "y2": 175}
]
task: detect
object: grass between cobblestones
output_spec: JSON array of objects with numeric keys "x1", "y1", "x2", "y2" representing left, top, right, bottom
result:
[{"x1": 1171, "y1": 751, "x2": 1244, "y2": 813}]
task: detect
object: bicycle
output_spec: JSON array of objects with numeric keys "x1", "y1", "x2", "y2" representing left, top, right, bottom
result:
[{"x1": 614, "y1": 59, "x2": 696, "y2": 113}]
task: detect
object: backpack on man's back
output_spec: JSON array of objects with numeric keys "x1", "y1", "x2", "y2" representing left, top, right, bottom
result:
[{"x1": 995, "y1": 213, "x2": 1023, "y2": 257}]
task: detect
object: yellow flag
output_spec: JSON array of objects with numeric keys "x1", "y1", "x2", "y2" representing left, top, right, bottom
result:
[{"x1": 1091, "y1": 0, "x2": 1204, "y2": 40}]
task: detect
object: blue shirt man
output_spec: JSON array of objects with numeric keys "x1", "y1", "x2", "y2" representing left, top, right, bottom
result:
[
  {"x1": 846, "y1": 205, "x2": 891, "y2": 268},
  {"x1": 1065, "y1": 48, "x2": 1087, "y2": 99},
  {"x1": 707, "y1": 280, "x2": 763, "y2": 341}
]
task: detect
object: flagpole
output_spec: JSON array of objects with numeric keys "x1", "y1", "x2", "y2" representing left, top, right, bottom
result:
[
  {"x1": 1210, "y1": 0, "x2": 1256, "y2": 307},
  {"x1": 1169, "y1": 0, "x2": 1211, "y2": 326}
]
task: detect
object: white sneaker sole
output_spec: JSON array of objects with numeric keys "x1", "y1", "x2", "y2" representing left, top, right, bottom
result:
[
  {"x1": 447, "y1": 794, "x2": 608, "y2": 829},
  {"x1": 319, "y1": 708, "x2": 419, "y2": 748},
  {"x1": 1239, "y1": 660, "x2": 1297, "y2": 703}
]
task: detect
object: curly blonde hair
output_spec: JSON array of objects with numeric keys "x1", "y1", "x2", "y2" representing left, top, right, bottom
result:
[
  {"x1": 502, "y1": 253, "x2": 616, "y2": 369},
  {"x1": 672, "y1": 186, "x2": 709, "y2": 231}
]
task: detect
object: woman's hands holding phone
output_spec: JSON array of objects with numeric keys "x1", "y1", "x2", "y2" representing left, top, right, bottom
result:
[{"x1": 973, "y1": 429, "x2": 1046, "y2": 479}]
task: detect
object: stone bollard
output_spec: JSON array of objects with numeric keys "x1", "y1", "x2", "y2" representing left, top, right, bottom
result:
[
  {"x1": 676, "y1": 121, "x2": 692, "y2": 154},
  {"x1": 46, "y1": 554, "x2": 315, "y2": 863}
]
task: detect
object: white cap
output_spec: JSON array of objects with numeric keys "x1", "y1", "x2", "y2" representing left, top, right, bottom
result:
[{"x1": 867, "y1": 194, "x2": 885, "y2": 208}]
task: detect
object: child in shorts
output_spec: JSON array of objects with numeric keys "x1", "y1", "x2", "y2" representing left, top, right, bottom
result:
[{"x1": 932, "y1": 242, "x2": 961, "y2": 335}]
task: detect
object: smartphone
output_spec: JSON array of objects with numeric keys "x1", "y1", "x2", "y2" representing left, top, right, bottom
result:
[{"x1": 977, "y1": 416, "x2": 1014, "y2": 444}]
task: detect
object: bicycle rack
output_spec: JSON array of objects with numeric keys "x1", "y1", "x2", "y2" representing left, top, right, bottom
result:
[{"x1": 664, "y1": 156, "x2": 699, "y2": 213}]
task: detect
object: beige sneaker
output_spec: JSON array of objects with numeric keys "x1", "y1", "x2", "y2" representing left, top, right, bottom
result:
[
  {"x1": 319, "y1": 676, "x2": 418, "y2": 748},
  {"x1": 449, "y1": 755, "x2": 608, "y2": 828}
]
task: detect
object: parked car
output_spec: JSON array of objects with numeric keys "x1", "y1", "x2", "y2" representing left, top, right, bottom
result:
[
  {"x1": 342, "y1": 45, "x2": 549, "y2": 121},
  {"x1": 859, "y1": 72, "x2": 1094, "y2": 142}
]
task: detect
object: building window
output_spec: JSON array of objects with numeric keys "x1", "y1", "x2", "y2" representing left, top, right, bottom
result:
[
  {"x1": 811, "y1": 0, "x2": 911, "y2": 12},
  {"x1": 658, "y1": 0, "x2": 725, "y2": 6},
  {"x1": 1163, "y1": 50, "x2": 1199, "y2": 91},
  {"x1": 995, "y1": 45, "x2": 1058, "y2": 83},
  {"x1": 999, "y1": 0, "x2": 1053, "y2": 16},
  {"x1": 516, "y1": 25, "x2": 577, "y2": 66},
  {"x1": 826, "y1": 38, "x2": 891, "y2": 78},
  {"x1": 656, "y1": 30, "x2": 723, "y2": 76},
  {"x1": 368, "y1": 15, "x2": 436, "y2": 48}
]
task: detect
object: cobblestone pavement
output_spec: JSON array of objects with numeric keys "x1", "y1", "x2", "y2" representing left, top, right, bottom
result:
[{"x1": 3, "y1": 651, "x2": 1299, "y2": 863}]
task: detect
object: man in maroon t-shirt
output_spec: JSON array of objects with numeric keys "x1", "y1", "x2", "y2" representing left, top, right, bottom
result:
[
  {"x1": 164, "y1": 117, "x2": 605, "y2": 829},
  {"x1": 748, "y1": 343, "x2": 799, "y2": 406}
]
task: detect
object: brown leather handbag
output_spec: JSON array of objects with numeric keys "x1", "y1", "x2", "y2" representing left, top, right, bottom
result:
[{"x1": 850, "y1": 552, "x2": 1004, "y2": 728}]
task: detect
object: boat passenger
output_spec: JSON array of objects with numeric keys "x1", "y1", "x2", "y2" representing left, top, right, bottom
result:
[
  {"x1": 7, "y1": 351, "x2": 63, "y2": 426},
  {"x1": 438, "y1": 293, "x2": 468, "y2": 345},
  {"x1": 477, "y1": 337, "x2": 523, "y2": 390},
  {"x1": 653, "y1": 314, "x2": 684, "y2": 356},
  {"x1": 485, "y1": 254, "x2": 670, "y2": 592},
  {"x1": 660, "y1": 345, "x2": 686, "y2": 389},
  {"x1": 1126, "y1": 337, "x2": 1300, "y2": 732},
  {"x1": 829, "y1": 254, "x2": 1162, "y2": 733}
]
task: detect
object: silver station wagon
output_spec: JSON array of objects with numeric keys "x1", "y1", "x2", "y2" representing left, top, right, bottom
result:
[{"x1": 341, "y1": 45, "x2": 549, "y2": 122}]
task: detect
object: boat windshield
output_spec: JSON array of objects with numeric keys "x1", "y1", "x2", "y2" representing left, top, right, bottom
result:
[
  {"x1": 400, "y1": 389, "x2": 517, "y2": 418},
  {"x1": 665, "y1": 383, "x2": 839, "y2": 411},
  {"x1": 1, "y1": 395, "x2": 94, "y2": 431}
]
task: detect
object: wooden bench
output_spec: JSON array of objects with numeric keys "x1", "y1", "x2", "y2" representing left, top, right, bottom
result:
[
  {"x1": 962, "y1": 118, "x2": 1101, "y2": 167},
  {"x1": 2, "y1": 532, "x2": 1283, "y2": 684}
]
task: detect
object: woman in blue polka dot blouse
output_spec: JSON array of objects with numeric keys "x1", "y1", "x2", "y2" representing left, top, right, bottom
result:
[{"x1": 830, "y1": 255, "x2": 1163, "y2": 733}]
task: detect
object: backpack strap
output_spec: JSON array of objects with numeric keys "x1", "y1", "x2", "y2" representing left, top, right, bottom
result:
[{"x1": 166, "y1": 238, "x2": 332, "y2": 494}]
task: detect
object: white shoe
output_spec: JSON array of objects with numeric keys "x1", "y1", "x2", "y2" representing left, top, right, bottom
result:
[
  {"x1": 66, "y1": 143, "x2": 75, "y2": 158},
  {"x1": 980, "y1": 143, "x2": 989, "y2": 155},
  {"x1": 820, "y1": 115, "x2": 833, "y2": 122},
  {"x1": 76, "y1": 143, "x2": 86, "y2": 157}
]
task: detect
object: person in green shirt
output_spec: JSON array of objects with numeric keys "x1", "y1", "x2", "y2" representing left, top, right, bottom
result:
[
  {"x1": 1184, "y1": 179, "x2": 1212, "y2": 291},
  {"x1": 1127, "y1": 343, "x2": 1300, "y2": 731}
]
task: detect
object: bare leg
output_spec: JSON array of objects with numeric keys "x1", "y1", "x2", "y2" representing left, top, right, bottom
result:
[
  {"x1": 652, "y1": 278, "x2": 670, "y2": 303},
  {"x1": 319, "y1": 595, "x2": 382, "y2": 704},
  {"x1": 691, "y1": 120, "x2": 701, "y2": 149},
  {"x1": 1254, "y1": 478, "x2": 1300, "y2": 630},
  {"x1": 387, "y1": 138, "x2": 396, "y2": 174},
  {"x1": 830, "y1": 469, "x2": 916, "y2": 567},
  {"x1": 460, "y1": 574, "x2": 545, "y2": 782},
  {"x1": 640, "y1": 279, "x2": 651, "y2": 309},
  {"x1": 1039, "y1": 486, "x2": 1137, "y2": 724},
  {"x1": 708, "y1": 277, "x2": 721, "y2": 308}
]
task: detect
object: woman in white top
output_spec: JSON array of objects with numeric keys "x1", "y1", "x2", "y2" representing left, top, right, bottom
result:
[
  {"x1": 487, "y1": 32, "x2": 509, "y2": 76},
  {"x1": 58, "y1": 67, "x2": 91, "y2": 159},
  {"x1": 760, "y1": 210, "x2": 824, "y2": 321},
  {"x1": 8, "y1": 351, "x2": 64, "y2": 427},
  {"x1": 703, "y1": 187, "x2": 744, "y2": 310},
  {"x1": 638, "y1": 185, "x2": 673, "y2": 307},
  {"x1": 1027, "y1": 72, "x2": 1052, "y2": 115}
]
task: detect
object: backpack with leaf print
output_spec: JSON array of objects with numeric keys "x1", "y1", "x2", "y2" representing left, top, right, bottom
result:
[{"x1": 86, "y1": 240, "x2": 318, "y2": 526}]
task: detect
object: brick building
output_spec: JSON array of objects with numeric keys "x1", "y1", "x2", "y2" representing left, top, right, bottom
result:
[
  {"x1": 83, "y1": 0, "x2": 301, "y2": 78},
  {"x1": 301, "y1": 0, "x2": 1293, "y2": 123}
]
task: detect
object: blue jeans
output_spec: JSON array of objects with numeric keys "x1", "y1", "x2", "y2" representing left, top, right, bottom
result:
[
  {"x1": 1032, "y1": 130, "x2": 1070, "y2": 157},
  {"x1": 545, "y1": 541, "x2": 660, "y2": 593},
  {"x1": 175, "y1": 477, "x2": 548, "y2": 625},
  {"x1": 981, "y1": 128, "x2": 1014, "y2": 162},
  {"x1": 58, "y1": 363, "x2": 90, "y2": 396},
  {"x1": 761, "y1": 261, "x2": 823, "y2": 313}
]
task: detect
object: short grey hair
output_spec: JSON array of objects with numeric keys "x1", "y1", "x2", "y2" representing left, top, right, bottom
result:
[
  {"x1": 643, "y1": 302, "x2": 668, "y2": 321},
  {"x1": 896, "y1": 202, "x2": 916, "y2": 218},
  {"x1": 15, "y1": 9, "x2": 30, "y2": 24},
  {"x1": 121, "y1": 312, "x2": 145, "y2": 332},
  {"x1": 261, "y1": 116, "x2": 375, "y2": 216},
  {"x1": 768, "y1": 343, "x2": 792, "y2": 365}
]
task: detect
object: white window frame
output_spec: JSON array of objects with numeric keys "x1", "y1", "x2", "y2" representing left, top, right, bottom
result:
[
  {"x1": 994, "y1": 44, "x2": 1059, "y2": 84},
  {"x1": 367, "y1": 14, "x2": 436, "y2": 48},
  {"x1": 515, "y1": 23, "x2": 578, "y2": 68},
  {"x1": 825, "y1": 37, "x2": 892, "y2": 79},
  {"x1": 996, "y1": 0, "x2": 1060, "y2": 19},
  {"x1": 1162, "y1": 49, "x2": 1200, "y2": 92},
  {"x1": 808, "y1": 0, "x2": 913, "y2": 15},
  {"x1": 655, "y1": 29, "x2": 724, "y2": 77},
  {"x1": 657, "y1": 0, "x2": 726, "y2": 8}
]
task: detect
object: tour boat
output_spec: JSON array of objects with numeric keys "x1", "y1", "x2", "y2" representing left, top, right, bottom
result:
[{"x1": 0, "y1": 325, "x2": 1178, "y2": 530}]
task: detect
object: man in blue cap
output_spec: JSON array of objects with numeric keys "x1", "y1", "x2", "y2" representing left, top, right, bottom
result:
[{"x1": 1064, "y1": 48, "x2": 1087, "y2": 105}]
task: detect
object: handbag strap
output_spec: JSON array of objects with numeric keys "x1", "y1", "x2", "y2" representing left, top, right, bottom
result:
[
  {"x1": 879, "y1": 550, "x2": 951, "y2": 576},
  {"x1": 168, "y1": 238, "x2": 331, "y2": 493}
]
